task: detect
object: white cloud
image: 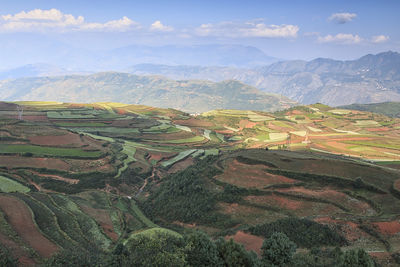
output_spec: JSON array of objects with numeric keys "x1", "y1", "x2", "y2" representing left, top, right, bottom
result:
[
  {"x1": 329, "y1": 13, "x2": 357, "y2": 24},
  {"x1": 371, "y1": 35, "x2": 389, "y2": 43},
  {"x1": 318, "y1": 33, "x2": 362, "y2": 44},
  {"x1": 0, "y1": 8, "x2": 140, "y2": 32},
  {"x1": 150, "y1": 20, "x2": 174, "y2": 32},
  {"x1": 195, "y1": 20, "x2": 299, "y2": 38}
]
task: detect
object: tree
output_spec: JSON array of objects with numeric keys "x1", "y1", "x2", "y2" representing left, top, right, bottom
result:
[
  {"x1": 340, "y1": 249, "x2": 375, "y2": 267},
  {"x1": 184, "y1": 231, "x2": 223, "y2": 267},
  {"x1": 123, "y1": 228, "x2": 187, "y2": 267},
  {"x1": 261, "y1": 232, "x2": 296, "y2": 266},
  {"x1": 215, "y1": 238, "x2": 259, "y2": 267}
]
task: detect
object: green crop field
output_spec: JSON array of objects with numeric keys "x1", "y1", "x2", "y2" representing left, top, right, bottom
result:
[
  {"x1": 0, "y1": 175, "x2": 30, "y2": 193},
  {"x1": 55, "y1": 122, "x2": 109, "y2": 127},
  {"x1": 67, "y1": 127, "x2": 139, "y2": 134},
  {"x1": 115, "y1": 141, "x2": 137, "y2": 178},
  {"x1": 154, "y1": 135, "x2": 205, "y2": 144},
  {"x1": 161, "y1": 149, "x2": 197, "y2": 167},
  {"x1": 0, "y1": 144, "x2": 103, "y2": 158},
  {"x1": 47, "y1": 111, "x2": 97, "y2": 119}
]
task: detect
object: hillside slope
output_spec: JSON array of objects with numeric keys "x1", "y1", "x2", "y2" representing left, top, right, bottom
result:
[
  {"x1": 340, "y1": 102, "x2": 400, "y2": 118},
  {"x1": 0, "y1": 73, "x2": 295, "y2": 113}
]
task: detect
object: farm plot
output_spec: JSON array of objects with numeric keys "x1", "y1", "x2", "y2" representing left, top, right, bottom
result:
[
  {"x1": 115, "y1": 141, "x2": 137, "y2": 178},
  {"x1": 215, "y1": 159, "x2": 295, "y2": 188},
  {"x1": 0, "y1": 144, "x2": 103, "y2": 158},
  {"x1": 28, "y1": 133, "x2": 85, "y2": 147},
  {"x1": 0, "y1": 156, "x2": 70, "y2": 170},
  {"x1": 152, "y1": 135, "x2": 205, "y2": 144},
  {"x1": 0, "y1": 175, "x2": 30, "y2": 193},
  {"x1": 47, "y1": 111, "x2": 97, "y2": 119},
  {"x1": 244, "y1": 194, "x2": 342, "y2": 217},
  {"x1": 66, "y1": 127, "x2": 139, "y2": 134},
  {"x1": 0, "y1": 195, "x2": 59, "y2": 257},
  {"x1": 161, "y1": 149, "x2": 197, "y2": 167}
]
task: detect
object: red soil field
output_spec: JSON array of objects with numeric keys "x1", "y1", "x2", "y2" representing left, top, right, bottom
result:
[
  {"x1": 216, "y1": 159, "x2": 295, "y2": 188},
  {"x1": 215, "y1": 129, "x2": 234, "y2": 134},
  {"x1": 372, "y1": 221, "x2": 400, "y2": 235},
  {"x1": 78, "y1": 204, "x2": 118, "y2": 241},
  {"x1": 245, "y1": 194, "x2": 342, "y2": 217},
  {"x1": 0, "y1": 195, "x2": 59, "y2": 258},
  {"x1": 9, "y1": 115, "x2": 48, "y2": 121},
  {"x1": 277, "y1": 187, "x2": 374, "y2": 215},
  {"x1": 0, "y1": 156, "x2": 70, "y2": 170},
  {"x1": 0, "y1": 232, "x2": 36, "y2": 266},
  {"x1": 29, "y1": 133, "x2": 84, "y2": 147},
  {"x1": 239, "y1": 119, "x2": 257, "y2": 129},
  {"x1": 226, "y1": 231, "x2": 264, "y2": 255},
  {"x1": 366, "y1": 127, "x2": 390, "y2": 132},
  {"x1": 245, "y1": 194, "x2": 304, "y2": 211},
  {"x1": 309, "y1": 136, "x2": 372, "y2": 141}
]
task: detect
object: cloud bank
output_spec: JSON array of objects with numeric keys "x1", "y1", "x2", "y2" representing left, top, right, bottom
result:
[
  {"x1": 195, "y1": 21, "x2": 299, "y2": 38},
  {"x1": 0, "y1": 8, "x2": 140, "y2": 32},
  {"x1": 150, "y1": 21, "x2": 174, "y2": 32},
  {"x1": 329, "y1": 13, "x2": 357, "y2": 24},
  {"x1": 318, "y1": 33, "x2": 362, "y2": 44},
  {"x1": 371, "y1": 35, "x2": 389, "y2": 43}
]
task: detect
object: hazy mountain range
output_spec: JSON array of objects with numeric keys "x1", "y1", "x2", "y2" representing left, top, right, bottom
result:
[
  {"x1": 128, "y1": 51, "x2": 400, "y2": 106},
  {"x1": 0, "y1": 72, "x2": 295, "y2": 113},
  {"x1": 0, "y1": 51, "x2": 399, "y2": 108},
  {"x1": 0, "y1": 41, "x2": 278, "y2": 71}
]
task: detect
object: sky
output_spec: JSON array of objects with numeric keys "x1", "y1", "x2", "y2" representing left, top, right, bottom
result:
[{"x1": 0, "y1": 0, "x2": 398, "y2": 66}]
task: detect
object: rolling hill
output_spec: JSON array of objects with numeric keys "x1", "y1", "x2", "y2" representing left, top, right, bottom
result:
[{"x1": 0, "y1": 72, "x2": 295, "y2": 113}]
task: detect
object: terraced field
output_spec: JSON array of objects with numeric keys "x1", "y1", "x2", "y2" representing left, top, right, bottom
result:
[{"x1": 1, "y1": 101, "x2": 400, "y2": 265}]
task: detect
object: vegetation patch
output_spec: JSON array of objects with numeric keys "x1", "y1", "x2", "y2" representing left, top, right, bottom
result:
[
  {"x1": 0, "y1": 175, "x2": 30, "y2": 193},
  {"x1": 248, "y1": 218, "x2": 347, "y2": 248},
  {"x1": 161, "y1": 149, "x2": 197, "y2": 168}
]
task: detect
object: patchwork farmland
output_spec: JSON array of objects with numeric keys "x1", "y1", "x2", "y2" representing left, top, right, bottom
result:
[{"x1": 1, "y1": 101, "x2": 400, "y2": 265}]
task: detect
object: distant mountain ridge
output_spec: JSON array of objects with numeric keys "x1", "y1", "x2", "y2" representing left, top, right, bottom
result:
[
  {"x1": 128, "y1": 51, "x2": 400, "y2": 106},
  {"x1": 0, "y1": 72, "x2": 295, "y2": 113}
]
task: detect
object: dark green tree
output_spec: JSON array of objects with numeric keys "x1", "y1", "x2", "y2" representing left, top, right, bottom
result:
[
  {"x1": 215, "y1": 238, "x2": 259, "y2": 267},
  {"x1": 340, "y1": 249, "x2": 375, "y2": 267},
  {"x1": 261, "y1": 232, "x2": 296, "y2": 266},
  {"x1": 184, "y1": 231, "x2": 223, "y2": 267}
]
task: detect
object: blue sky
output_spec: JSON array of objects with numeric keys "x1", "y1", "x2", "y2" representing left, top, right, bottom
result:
[{"x1": 0, "y1": 0, "x2": 398, "y2": 62}]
